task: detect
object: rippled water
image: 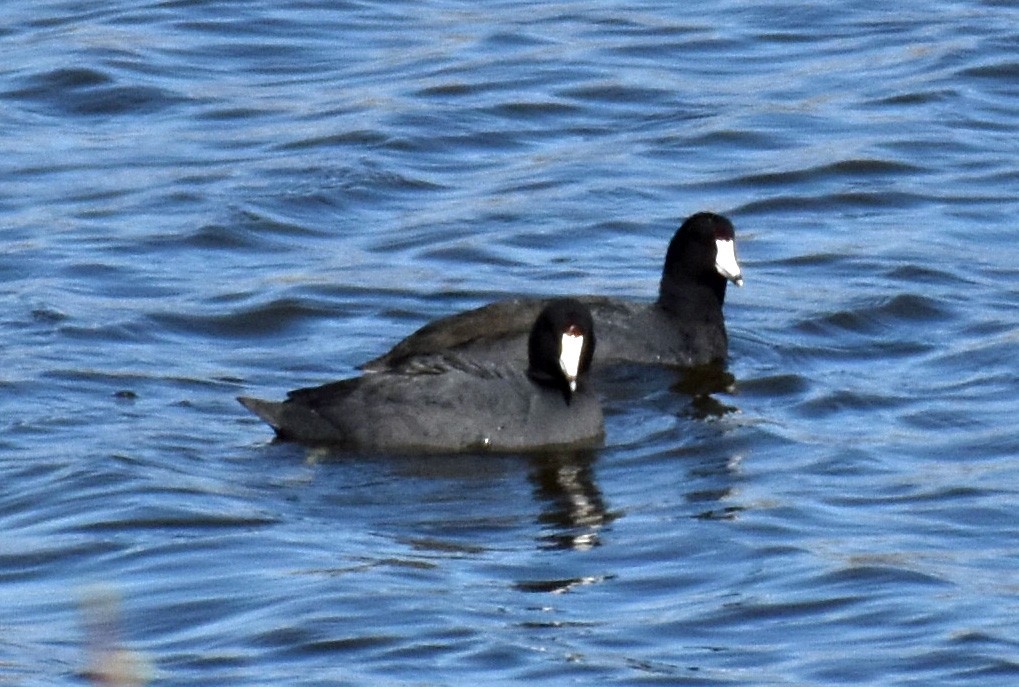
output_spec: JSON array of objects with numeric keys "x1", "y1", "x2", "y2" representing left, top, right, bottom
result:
[{"x1": 4, "y1": 1, "x2": 1019, "y2": 684}]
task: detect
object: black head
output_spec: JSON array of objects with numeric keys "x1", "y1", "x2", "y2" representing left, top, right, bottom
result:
[
  {"x1": 527, "y1": 298, "x2": 596, "y2": 404},
  {"x1": 658, "y1": 212, "x2": 743, "y2": 308}
]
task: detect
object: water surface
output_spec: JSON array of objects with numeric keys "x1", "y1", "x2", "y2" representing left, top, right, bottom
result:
[{"x1": 3, "y1": 1, "x2": 1019, "y2": 685}]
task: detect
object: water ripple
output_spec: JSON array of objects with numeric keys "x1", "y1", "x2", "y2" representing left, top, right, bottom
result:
[
  {"x1": 4, "y1": 1, "x2": 1019, "y2": 685},
  {"x1": 7, "y1": 67, "x2": 186, "y2": 116}
]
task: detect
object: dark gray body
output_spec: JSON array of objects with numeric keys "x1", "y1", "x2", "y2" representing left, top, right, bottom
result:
[
  {"x1": 239, "y1": 355, "x2": 604, "y2": 453},
  {"x1": 362, "y1": 294, "x2": 728, "y2": 372},
  {"x1": 362, "y1": 213, "x2": 739, "y2": 374}
]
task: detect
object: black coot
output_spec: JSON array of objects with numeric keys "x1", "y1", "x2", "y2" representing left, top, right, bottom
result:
[
  {"x1": 363, "y1": 212, "x2": 743, "y2": 372},
  {"x1": 238, "y1": 299, "x2": 602, "y2": 453}
]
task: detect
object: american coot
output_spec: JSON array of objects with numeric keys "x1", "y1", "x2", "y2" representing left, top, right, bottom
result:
[
  {"x1": 362, "y1": 212, "x2": 743, "y2": 372},
  {"x1": 238, "y1": 299, "x2": 603, "y2": 453}
]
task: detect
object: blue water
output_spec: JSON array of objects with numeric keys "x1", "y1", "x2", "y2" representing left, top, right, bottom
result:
[{"x1": 4, "y1": 1, "x2": 1019, "y2": 684}]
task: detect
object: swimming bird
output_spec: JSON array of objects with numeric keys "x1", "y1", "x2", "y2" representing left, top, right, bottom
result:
[
  {"x1": 238, "y1": 298, "x2": 603, "y2": 453},
  {"x1": 362, "y1": 212, "x2": 743, "y2": 371}
]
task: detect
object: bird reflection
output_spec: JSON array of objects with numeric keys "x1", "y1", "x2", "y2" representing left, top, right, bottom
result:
[
  {"x1": 670, "y1": 362, "x2": 739, "y2": 420},
  {"x1": 672, "y1": 364, "x2": 744, "y2": 518},
  {"x1": 527, "y1": 450, "x2": 617, "y2": 551}
]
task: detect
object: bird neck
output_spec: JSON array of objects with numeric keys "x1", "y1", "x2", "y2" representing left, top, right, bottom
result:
[
  {"x1": 527, "y1": 368, "x2": 575, "y2": 405},
  {"x1": 656, "y1": 272, "x2": 726, "y2": 316}
]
